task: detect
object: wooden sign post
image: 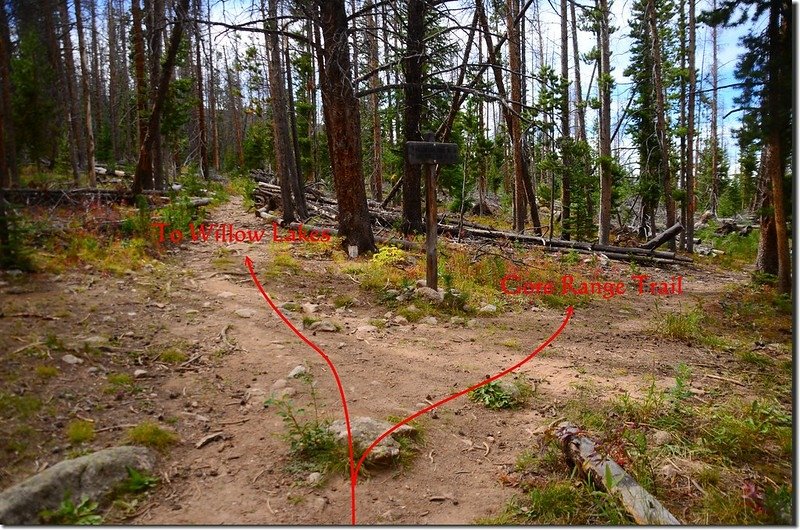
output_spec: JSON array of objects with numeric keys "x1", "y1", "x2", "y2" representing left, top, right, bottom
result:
[{"x1": 406, "y1": 133, "x2": 459, "y2": 291}]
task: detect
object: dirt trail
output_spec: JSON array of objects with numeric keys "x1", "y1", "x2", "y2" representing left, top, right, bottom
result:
[
  {"x1": 0, "y1": 196, "x2": 749, "y2": 525},
  {"x1": 124, "y1": 198, "x2": 742, "y2": 524}
]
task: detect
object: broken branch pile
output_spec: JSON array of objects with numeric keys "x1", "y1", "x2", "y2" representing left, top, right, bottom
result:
[{"x1": 252, "y1": 182, "x2": 692, "y2": 265}]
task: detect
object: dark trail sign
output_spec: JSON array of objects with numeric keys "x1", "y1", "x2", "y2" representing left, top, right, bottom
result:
[{"x1": 406, "y1": 134, "x2": 460, "y2": 291}]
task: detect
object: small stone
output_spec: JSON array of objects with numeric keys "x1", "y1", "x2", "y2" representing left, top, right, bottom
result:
[
  {"x1": 87, "y1": 367, "x2": 99, "y2": 374},
  {"x1": 61, "y1": 354, "x2": 83, "y2": 365},
  {"x1": 217, "y1": 291, "x2": 235, "y2": 298},
  {"x1": 302, "y1": 303, "x2": 319, "y2": 314},
  {"x1": 651, "y1": 429, "x2": 672, "y2": 446},
  {"x1": 288, "y1": 366, "x2": 307, "y2": 379},
  {"x1": 404, "y1": 304, "x2": 419, "y2": 313},
  {"x1": 393, "y1": 316, "x2": 409, "y2": 325},
  {"x1": 270, "y1": 379, "x2": 288, "y2": 391},
  {"x1": 235, "y1": 308, "x2": 255, "y2": 318},
  {"x1": 311, "y1": 496, "x2": 327, "y2": 512},
  {"x1": 202, "y1": 302, "x2": 211, "y2": 308},
  {"x1": 449, "y1": 317, "x2": 466, "y2": 326},
  {"x1": 274, "y1": 387, "x2": 296, "y2": 399},
  {"x1": 280, "y1": 302, "x2": 302, "y2": 312},
  {"x1": 415, "y1": 286, "x2": 444, "y2": 303},
  {"x1": 185, "y1": 309, "x2": 200, "y2": 315},
  {"x1": 415, "y1": 279, "x2": 426, "y2": 287},
  {"x1": 307, "y1": 472, "x2": 323, "y2": 485},
  {"x1": 356, "y1": 325, "x2": 379, "y2": 333},
  {"x1": 466, "y1": 319, "x2": 478, "y2": 328},
  {"x1": 420, "y1": 316, "x2": 438, "y2": 325},
  {"x1": 478, "y1": 304, "x2": 497, "y2": 314},
  {"x1": 169, "y1": 391, "x2": 180, "y2": 399},
  {"x1": 309, "y1": 320, "x2": 338, "y2": 332},
  {"x1": 384, "y1": 312, "x2": 393, "y2": 319},
  {"x1": 133, "y1": 369, "x2": 148, "y2": 378},
  {"x1": 385, "y1": 289, "x2": 400, "y2": 298}
]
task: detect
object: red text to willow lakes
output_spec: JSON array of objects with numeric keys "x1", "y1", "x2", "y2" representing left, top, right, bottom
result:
[
  {"x1": 500, "y1": 273, "x2": 684, "y2": 300},
  {"x1": 151, "y1": 222, "x2": 332, "y2": 244}
]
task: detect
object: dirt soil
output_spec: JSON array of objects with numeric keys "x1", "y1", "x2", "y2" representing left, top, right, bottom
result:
[{"x1": 0, "y1": 197, "x2": 769, "y2": 524}]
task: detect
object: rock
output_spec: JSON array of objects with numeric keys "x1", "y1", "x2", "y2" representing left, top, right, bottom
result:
[
  {"x1": 415, "y1": 287, "x2": 444, "y2": 303},
  {"x1": 309, "y1": 320, "x2": 338, "y2": 332},
  {"x1": 0, "y1": 446, "x2": 156, "y2": 524},
  {"x1": 449, "y1": 317, "x2": 466, "y2": 326},
  {"x1": 271, "y1": 379, "x2": 288, "y2": 390},
  {"x1": 133, "y1": 369, "x2": 148, "y2": 378},
  {"x1": 466, "y1": 319, "x2": 478, "y2": 328},
  {"x1": 496, "y1": 380, "x2": 523, "y2": 402},
  {"x1": 272, "y1": 387, "x2": 296, "y2": 399},
  {"x1": 478, "y1": 304, "x2": 497, "y2": 314},
  {"x1": 288, "y1": 366, "x2": 307, "y2": 379},
  {"x1": 385, "y1": 289, "x2": 400, "y2": 298},
  {"x1": 234, "y1": 308, "x2": 256, "y2": 318},
  {"x1": 87, "y1": 367, "x2": 99, "y2": 374},
  {"x1": 404, "y1": 304, "x2": 420, "y2": 314},
  {"x1": 415, "y1": 279, "x2": 427, "y2": 288},
  {"x1": 420, "y1": 316, "x2": 438, "y2": 326},
  {"x1": 61, "y1": 354, "x2": 83, "y2": 365},
  {"x1": 217, "y1": 291, "x2": 235, "y2": 299},
  {"x1": 327, "y1": 417, "x2": 415, "y2": 465},
  {"x1": 356, "y1": 325, "x2": 379, "y2": 333},
  {"x1": 302, "y1": 303, "x2": 319, "y2": 314},
  {"x1": 650, "y1": 429, "x2": 672, "y2": 447},
  {"x1": 307, "y1": 472, "x2": 323, "y2": 485},
  {"x1": 81, "y1": 336, "x2": 109, "y2": 348},
  {"x1": 280, "y1": 302, "x2": 302, "y2": 312},
  {"x1": 311, "y1": 496, "x2": 327, "y2": 512},
  {"x1": 393, "y1": 316, "x2": 408, "y2": 325}
]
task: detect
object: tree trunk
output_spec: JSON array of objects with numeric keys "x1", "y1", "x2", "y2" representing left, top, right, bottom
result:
[
  {"x1": 285, "y1": 33, "x2": 304, "y2": 196},
  {"x1": 686, "y1": 0, "x2": 696, "y2": 252},
  {"x1": 194, "y1": 0, "x2": 208, "y2": 178},
  {"x1": 107, "y1": 1, "x2": 120, "y2": 162},
  {"x1": 132, "y1": 0, "x2": 190, "y2": 196},
  {"x1": 131, "y1": 0, "x2": 151, "y2": 188},
  {"x1": 709, "y1": 0, "x2": 719, "y2": 217},
  {"x1": 316, "y1": 0, "x2": 376, "y2": 254},
  {"x1": 0, "y1": 1, "x2": 16, "y2": 186},
  {"x1": 508, "y1": 0, "x2": 526, "y2": 232},
  {"x1": 147, "y1": 0, "x2": 164, "y2": 189},
  {"x1": 89, "y1": 0, "x2": 102, "y2": 143},
  {"x1": 367, "y1": 0, "x2": 382, "y2": 201},
  {"x1": 57, "y1": 0, "x2": 82, "y2": 183},
  {"x1": 678, "y1": 0, "x2": 687, "y2": 250},
  {"x1": 570, "y1": 0, "x2": 593, "y2": 233},
  {"x1": 401, "y1": 0, "x2": 425, "y2": 234},
  {"x1": 764, "y1": 0, "x2": 790, "y2": 294},
  {"x1": 755, "y1": 148, "x2": 778, "y2": 275},
  {"x1": 597, "y1": 0, "x2": 613, "y2": 244},
  {"x1": 560, "y1": 0, "x2": 570, "y2": 240},
  {"x1": 74, "y1": 0, "x2": 96, "y2": 186},
  {"x1": 646, "y1": 0, "x2": 675, "y2": 250}
]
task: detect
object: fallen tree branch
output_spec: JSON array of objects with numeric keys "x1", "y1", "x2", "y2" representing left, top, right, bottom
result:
[{"x1": 554, "y1": 422, "x2": 680, "y2": 525}]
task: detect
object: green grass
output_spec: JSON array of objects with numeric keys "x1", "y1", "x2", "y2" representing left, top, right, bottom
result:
[
  {"x1": 66, "y1": 420, "x2": 96, "y2": 444},
  {"x1": 333, "y1": 294, "x2": 354, "y2": 308},
  {"x1": 34, "y1": 365, "x2": 59, "y2": 379},
  {"x1": 105, "y1": 373, "x2": 136, "y2": 393},
  {"x1": 0, "y1": 392, "x2": 42, "y2": 419},
  {"x1": 157, "y1": 348, "x2": 187, "y2": 364},
  {"x1": 127, "y1": 422, "x2": 178, "y2": 451}
]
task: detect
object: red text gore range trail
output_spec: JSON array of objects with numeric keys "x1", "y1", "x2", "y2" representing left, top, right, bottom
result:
[
  {"x1": 151, "y1": 222, "x2": 331, "y2": 244},
  {"x1": 500, "y1": 273, "x2": 684, "y2": 300}
]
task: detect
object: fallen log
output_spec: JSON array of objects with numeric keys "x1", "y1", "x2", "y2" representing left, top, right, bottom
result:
[
  {"x1": 554, "y1": 422, "x2": 680, "y2": 525},
  {"x1": 284, "y1": 221, "x2": 421, "y2": 251},
  {"x1": 641, "y1": 223, "x2": 684, "y2": 250}
]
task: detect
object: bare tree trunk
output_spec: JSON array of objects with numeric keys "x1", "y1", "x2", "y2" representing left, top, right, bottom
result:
[
  {"x1": 315, "y1": 0, "x2": 376, "y2": 253},
  {"x1": 132, "y1": 0, "x2": 151, "y2": 187},
  {"x1": 678, "y1": 0, "x2": 687, "y2": 249},
  {"x1": 597, "y1": 0, "x2": 613, "y2": 244},
  {"x1": 709, "y1": 0, "x2": 718, "y2": 216},
  {"x1": 0, "y1": 1, "x2": 17, "y2": 186},
  {"x1": 570, "y1": 0, "x2": 593, "y2": 235},
  {"x1": 401, "y1": 0, "x2": 425, "y2": 234},
  {"x1": 367, "y1": 0, "x2": 382, "y2": 200},
  {"x1": 508, "y1": 0, "x2": 526, "y2": 232},
  {"x1": 755, "y1": 148, "x2": 777, "y2": 275},
  {"x1": 686, "y1": 0, "x2": 695, "y2": 252},
  {"x1": 193, "y1": 0, "x2": 208, "y2": 178},
  {"x1": 89, "y1": 0, "x2": 102, "y2": 143},
  {"x1": 57, "y1": 0, "x2": 81, "y2": 183},
  {"x1": 147, "y1": 0, "x2": 165, "y2": 189},
  {"x1": 285, "y1": 34, "x2": 303, "y2": 191},
  {"x1": 647, "y1": 0, "x2": 675, "y2": 250},
  {"x1": 560, "y1": 0, "x2": 570, "y2": 240},
  {"x1": 223, "y1": 50, "x2": 244, "y2": 168},
  {"x1": 132, "y1": 0, "x2": 190, "y2": 195},
  {"x1": 206, "y1": 1, "x2": 218, "y2": 171},
  {"x1": 107, "y1": 0, "x2": 120, "y2": 162},
  {"x1": 74, "y1": 0, "x2": 96, "y2": 186}
]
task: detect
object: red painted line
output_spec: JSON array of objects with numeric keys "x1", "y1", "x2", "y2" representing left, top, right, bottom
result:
[
  {"x1": 244, "y1": 256, "x2": 357, "y2": 519},
  {"x1": 245, "y1": 256, "x2": 573, "y2": 525}
]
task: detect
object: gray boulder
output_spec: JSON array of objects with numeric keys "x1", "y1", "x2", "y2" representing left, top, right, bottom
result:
[
  {"x1": 327, "y1": 417, "x2": 415, "y2": 465},
  {"x1": 0, "y1": 446, "x2": 156, "y2": 524}
]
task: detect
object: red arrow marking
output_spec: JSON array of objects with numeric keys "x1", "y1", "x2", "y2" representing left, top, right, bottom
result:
[{"x1": 245, "y1": 256, "x2": 573, "y2": 525}]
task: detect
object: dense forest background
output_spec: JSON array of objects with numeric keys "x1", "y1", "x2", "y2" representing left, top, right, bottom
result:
[{"x1": 0, "y1": 0, "x2": 792, "y2": 291}]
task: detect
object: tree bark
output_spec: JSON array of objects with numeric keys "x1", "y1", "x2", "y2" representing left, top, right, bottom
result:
[
  {"x1": 597, "y1": 0, "x2": 613, "y2": 244},
  {"x1": 709, "y1": 0, "x2": 719, "y2": 216},
  {"x1": 560, "y1": 0, "x2": 570, "y2": 240},
  {"x1": 132, "y1": 0, "x2": 191, "y2": 196},
  {"x1": 74, "y1": 0, "x2": 96, "y2": 186},
  {"x1": 755, "y1": 147, "x2": 777, "y2": 275},
  {"x1": 686, "y1": 0, "x2": 695, "y2": 252},
  {"x1": 316, "y1": 0, "x2": 376, "y2": 254},
  {"x1": 367, "y1": 0, "x2": 382, "y2": 201},
  {"x1": 131, "y1": 0, "x2": 151, "y2": 188},
  {"x1": 57, "y1": 0, "x2": 82, "y2": 183},
  {"x1": 508, "y1": 0, "x2": 526, "y2": 232},
  {"x1": 0, "y1": 1, "x2": 16, "y2": 186},
  {"x1": 194, "y1": 0, "x2": 208, "y2": 178},
  {"x1": 146, "y1": 0, "x2": 165, "y2": 189},
  {"x1": 401, "y1": 0, "x2": 425, "y2": 234}
]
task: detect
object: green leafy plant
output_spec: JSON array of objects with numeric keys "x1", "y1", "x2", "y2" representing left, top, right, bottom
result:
[
  {"x1": 120, "y1": 466, "x2": 159, "y2": 493},
  {"x1": 66, "y1": 420, "x2": 95, "y2": 444},
  {"x1": 40, "y1": 495, "x2": 103, "y2": 525},
  {"x1": 468, "y1": 378, "x2": 532, "y2": 410},
  {"x1": 126, "y1": 422, "x2": 178, "y2": 451}
]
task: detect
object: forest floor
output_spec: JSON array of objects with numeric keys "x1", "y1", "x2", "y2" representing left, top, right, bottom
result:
[{"x1": 0, "y1": 194, "x2": 792, "y2": 524}]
